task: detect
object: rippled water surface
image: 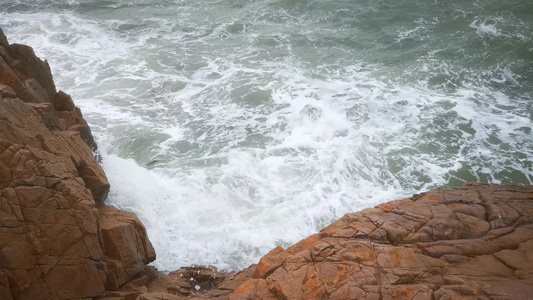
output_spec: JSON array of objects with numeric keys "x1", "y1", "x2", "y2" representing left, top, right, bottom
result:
[{"x1": 1, "y1": 0, "x2": 532, "y2": 270}]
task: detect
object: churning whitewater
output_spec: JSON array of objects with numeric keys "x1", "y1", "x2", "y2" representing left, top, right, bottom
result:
[{"x1": 1, "y1": 0, "x2": 532, "y2": 270}]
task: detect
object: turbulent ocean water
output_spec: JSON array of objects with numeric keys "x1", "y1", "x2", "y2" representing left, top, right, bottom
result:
[{"x1": 1, "y1": 0, "x2": 532, "y2": 270}]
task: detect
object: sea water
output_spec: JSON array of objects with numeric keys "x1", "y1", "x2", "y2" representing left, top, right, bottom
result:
[{"x1": 1, "y1": 0, "x2": 532, "y2": 270}]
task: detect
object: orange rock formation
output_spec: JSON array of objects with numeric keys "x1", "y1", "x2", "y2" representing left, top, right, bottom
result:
[{"x1": 0, "y1": 28, "x2": 155, "y2": 299}]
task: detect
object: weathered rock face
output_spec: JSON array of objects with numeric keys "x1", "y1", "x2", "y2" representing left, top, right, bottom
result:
[
  {"x1": 99, "y1": 205, "x2": 156, "y2": 291},
  {"x1": 138, "y1": 183, "x2": 533, "y2": 300},
  {"x1": 0, "y1": 28, "x2": 155, "y2": 299},
  {"x1": 221, "y1": 183, "x2": 533, "y2": 300}
]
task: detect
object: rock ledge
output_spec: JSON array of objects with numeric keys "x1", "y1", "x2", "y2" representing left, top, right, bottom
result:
[{"x1": 132, "y1": 183, "x2": 532, "y2": 300}]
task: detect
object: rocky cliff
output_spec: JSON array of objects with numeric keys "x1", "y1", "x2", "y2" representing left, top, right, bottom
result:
[
  {"x1": 0, "y1": 28, "x2": 155, "y2": 299},
  {"x1": 2, "y1": 29, "x2": 533, "y2": 300}
]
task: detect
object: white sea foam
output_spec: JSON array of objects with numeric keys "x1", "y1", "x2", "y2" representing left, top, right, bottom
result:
[
  {"x1": 470, "y1": 19, "x2": 501, "y2": 37},
  {"x1": 397, "y1": 17, "x2": 439, "y2": 42},
  {"x1": 1, "y1": 1, "x2": 531, "y2": 270}
]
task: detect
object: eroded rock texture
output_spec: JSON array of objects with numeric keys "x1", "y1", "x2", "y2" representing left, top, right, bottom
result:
[
  {"x1": 226, "y1": 183, "x2": 533, "y2": 300},
  {"x1": 0, "y1": 28, "x2": 155, "y2": 299},
  {"x1": 141, "y1": 183, "x2": 533, "y2": 300}
]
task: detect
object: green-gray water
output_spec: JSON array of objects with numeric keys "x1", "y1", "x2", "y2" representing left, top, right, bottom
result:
[{"x1": 1, "y1": 0, "x2": 532, "y2": 270}]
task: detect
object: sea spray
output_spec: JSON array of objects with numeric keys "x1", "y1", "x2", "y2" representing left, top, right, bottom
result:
[{"x1": 1, "y1": 0, "x2": 531, "y2": 270}]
